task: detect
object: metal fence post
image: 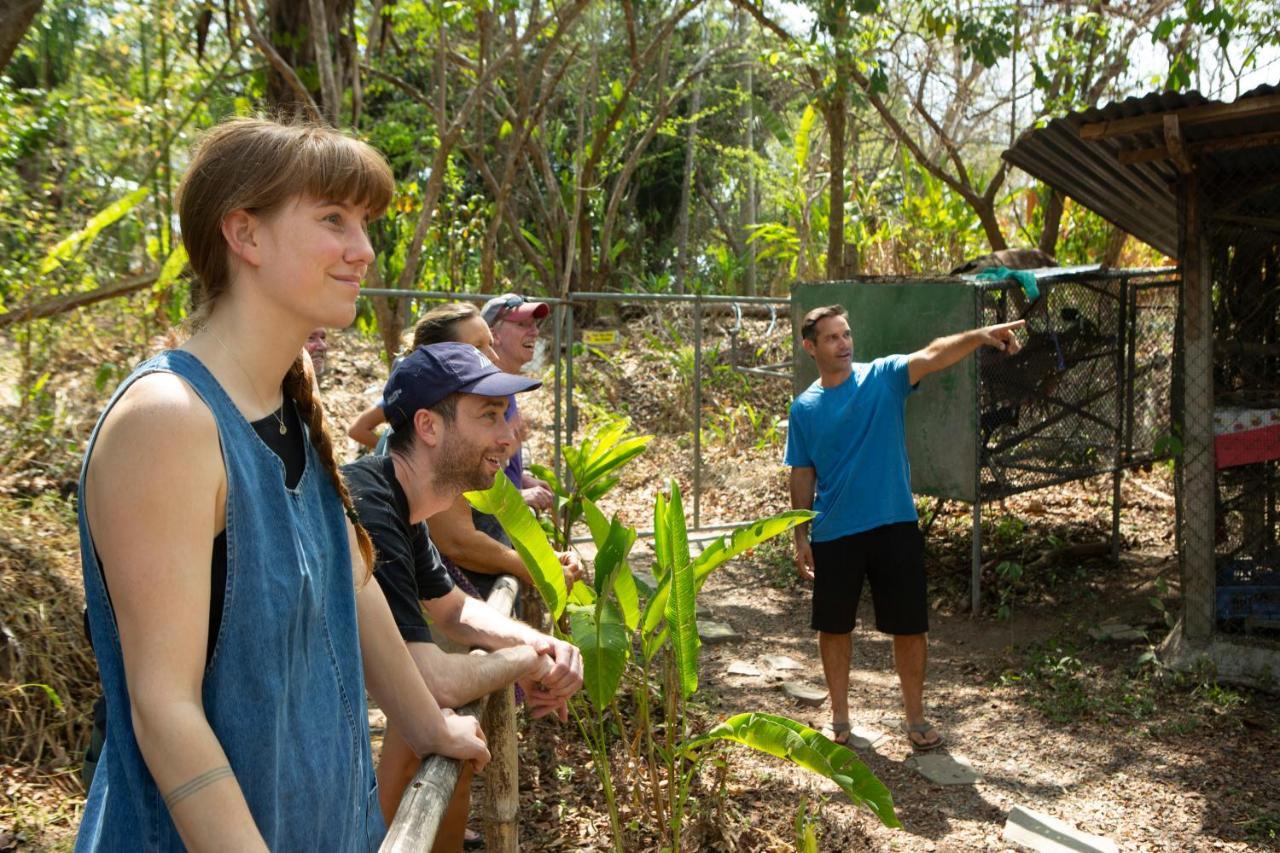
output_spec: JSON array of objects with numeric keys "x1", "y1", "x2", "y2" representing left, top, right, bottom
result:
[
  {"x1": 693, "y1": 295, "x2": 703, "y2": 530},
  {"x1": 1179, "y1": 176, "x2": 1216, "y2": 642}
]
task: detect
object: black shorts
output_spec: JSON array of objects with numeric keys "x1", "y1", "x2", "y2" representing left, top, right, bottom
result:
[{"x1": 810, "y1": 521, "x2": 928, "y2": 635}]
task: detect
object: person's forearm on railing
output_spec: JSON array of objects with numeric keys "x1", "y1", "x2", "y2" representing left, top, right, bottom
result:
[{"x1": 407, "y1": 641, "x2": 543, "y2": 709}]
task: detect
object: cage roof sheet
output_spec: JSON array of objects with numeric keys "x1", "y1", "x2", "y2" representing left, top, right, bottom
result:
[{"x1": 1003, "y1": 83, "x2": 1280, "y2": 258}]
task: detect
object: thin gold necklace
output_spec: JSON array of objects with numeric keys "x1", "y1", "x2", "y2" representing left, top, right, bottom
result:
[{"x1": 206, "y1": 327, "x2": 287, "y2": 435}]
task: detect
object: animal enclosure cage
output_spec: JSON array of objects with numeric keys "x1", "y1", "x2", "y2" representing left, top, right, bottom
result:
[
  {"x1": 1207, "y1": 221, "x2": 1280, "y2": 641},
  {"x1": 791, "y1": 268, "x2": 1179, "y2": 609}
]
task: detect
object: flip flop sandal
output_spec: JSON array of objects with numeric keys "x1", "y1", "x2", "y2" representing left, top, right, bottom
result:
[
  {"x1": 900, "y1": 720, "x2": 945, "y2": 751},
  {"x1": 822, "y1": 721, "x2": 852, "y2": 745}
]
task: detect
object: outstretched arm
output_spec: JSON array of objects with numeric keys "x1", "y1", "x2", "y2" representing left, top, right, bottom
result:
[
  {"x1": 348, "y1": 404, "x2": 386, "y2": 450},
  {"x1": 906, "y1": 319, "x2": 1025, "y2": 385},
  {"x1": 789, "y1": 466, "x2": 816, "y2": 581}
]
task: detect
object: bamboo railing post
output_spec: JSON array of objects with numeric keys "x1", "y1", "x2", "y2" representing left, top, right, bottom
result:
[
  {"x1": 380, "y1": 575, "x2": 522, "y2": 852},
  {"x1": 481, "y1": 680, "x2": 519, "y2": 851}
]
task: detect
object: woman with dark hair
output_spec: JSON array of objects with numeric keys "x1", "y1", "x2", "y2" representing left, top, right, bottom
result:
[{"x1": 76, "y1": 118, "x2": 487, "y2": 851}]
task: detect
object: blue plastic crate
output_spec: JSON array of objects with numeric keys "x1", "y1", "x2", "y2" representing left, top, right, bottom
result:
[{"x1": 1215, "y1": 559, "x2": 1280, "y2": 624}]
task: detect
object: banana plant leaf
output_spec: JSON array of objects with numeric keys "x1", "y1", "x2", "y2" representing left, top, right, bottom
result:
[
  {"x1": 575, "y1": 434, "x2": 652, "y2": 488},
  {"x1": 662, "y1": 483, "x2": 699, "y2": 699},
  {"x1": 582, "y1": 499, "x2": 640, "y2": 631},
  {"x1": 39, "y1": 187, "x2": 150, "y2": 275},
  {"x1": 692, "y1": 510, "x2": 814, "y2": 589},
  {"x1": 686, "y1": 712, "x2": 900, "y2": 828},
  {"x1": 568, "y1": 600, "x2": 629, "y2": 711},
  {"x1": 641, "y1": 509, "x2": 813, "y2": 658},
  {"x1": 465, "y1": 474, "x2": 568, "y2": 619}
]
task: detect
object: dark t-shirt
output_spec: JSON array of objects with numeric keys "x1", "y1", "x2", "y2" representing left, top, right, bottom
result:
[{"x1": 341, "y1": 454, "x2": 454, "y2": 644}]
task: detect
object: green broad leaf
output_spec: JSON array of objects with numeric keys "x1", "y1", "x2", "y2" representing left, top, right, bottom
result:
[
  {"x1": 652, "y1": 490, "x2": 672, "y2": 580},
  {"x1": 608, "y1": 237, "x2": 628, "y2": 264},
  {"x1": 519, "y1": 227, "x2": 546, "y2": 254},
  {"x1": 498, "y1": 119, "x2": 513, "y2": 139},
  {"x1": 40, "y1": 186, "x2": 150, "y2": 275},
  {"x1": 794, "y1": 104, "x2": 817, "y2": 173},
  {"x1": 568, "y1": 601, "x2": 629, "y2": 711},
  {"x1": 579, "y1": 434, "x2": 652, "y2": 487},
  {"x1": 687, "y1": 712, "x2": 900, "y2": 828},
  {"x1": 527, "y1": 463, "x2": 566, "y2": 497},
  {"x1": 593, "y1": 515, "x2": 637, "y2": 599},
  {"x1": 569, "y1": 580, "x2": 595, "y2": 606},
  {"x1": 641, "y1": 623, "x2": 669, "y2": 663},
  {"x1": 583, "y1": 475, "x2": 620, "y2": 503},
  {"x1": 613, "y1": 560, "x2": 640, "y2": 632},
  {"x1": 665, "y1": 481, "x2": 691, "y2": 580},
  {"x1": 580, "y1": 497, "x2": 612, "y2": 547},
  {"x1": 154, "y1": 243, "x2": 188, "y2": 294},
  {"x1": 692, "y1": 510, "x2": 814, "y2": 589},
  {"x1": 664, "y1": 483, "x2": 698, "y2": 698},
  {"x1": 582, "y1": 498, "x2": 640, "y2": 630},
  {"x1": 466, "y1": 474, "x2": 567, "y2": 619},
  {"x1": 611, "y1": 79, "x2": 624, "y2": 102}
]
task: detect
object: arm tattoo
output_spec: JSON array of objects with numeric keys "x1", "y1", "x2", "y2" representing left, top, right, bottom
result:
[{"x1": 163, "y1": 765, "x2": 235, "y2": 810}]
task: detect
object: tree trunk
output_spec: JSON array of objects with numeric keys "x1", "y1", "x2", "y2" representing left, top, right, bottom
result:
[
  {"x1": 975, "y1": 196, "x2": 1009, "y2": 252},
  {"x1": 740, "y1": 38, "x2": 757, "y2": 295},
  {"x1": 824, "y1": 94, "x2": 847, "y2": 279},
  {"x1": 673, "y1": 23, "x2": 707, "y2": 295},
  {"x1": 0, "y1": 0, "x2": 42, "y2": 76},
  {"x1": 1038, "y1": 187, "x2": 1064, "y2": 256},
  {"x1": 264, "y1": 0, "x2": 352, "y2": 117}
]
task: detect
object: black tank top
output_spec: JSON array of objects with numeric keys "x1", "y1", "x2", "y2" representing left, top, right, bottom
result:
[{"x1": 87, "y1": 402, "x2": 306, "y2": 666}]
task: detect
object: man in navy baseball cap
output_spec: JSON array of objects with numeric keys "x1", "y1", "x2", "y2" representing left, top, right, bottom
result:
[
  {"x1": 341, "y1": 341, "x2": 582, "y2": 829},
  {"x1": 380, "y1": 341, "x2": 541, "y2": 432}
]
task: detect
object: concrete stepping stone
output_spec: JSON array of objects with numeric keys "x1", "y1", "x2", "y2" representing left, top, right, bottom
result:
[
  {"x1": 1088, "y1": 622, "x2": 1145, "y2": 642},
  {"x1": 761, "y1": 654, "x2": 803, "y2": 671},
  {"x1": 848, "y1": 727, "x2": 886, "y2": 750},
  {"x1": 727, "y1": 661, "x2": 762, "y2": 676},
  {"x1": 905, "y1": 752, "x2": 980, "y2": 785},
  {"x1": 696, "y1": 603, "x2": 714, "y2": 619},
  {"x1": 697, "y1": 620, "x2": 741, "y2": 644},
  {"x1": 781, "y1": 681, "x2": 828, "y2": 707},
  {"x1": 1002, "y1": 804, "x2": 1118, "y2": 853}
]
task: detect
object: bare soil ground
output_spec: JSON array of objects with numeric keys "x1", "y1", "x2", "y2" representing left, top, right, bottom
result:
[{"x1": 3, "y1": 319, "x2": 1278, "y2": 851}]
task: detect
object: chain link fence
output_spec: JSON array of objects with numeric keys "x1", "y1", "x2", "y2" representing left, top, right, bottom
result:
[
  {"x1": 976, "y1": 271, "x2": 1179, "y2": 501},
  {"x1": 1204, "y1": 217, "x2": 1280, "y2": 641}
]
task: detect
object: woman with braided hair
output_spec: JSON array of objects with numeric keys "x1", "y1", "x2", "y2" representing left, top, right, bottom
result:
[{"x1": 75, "y1": 118, "x2": 487, "y2": 851}]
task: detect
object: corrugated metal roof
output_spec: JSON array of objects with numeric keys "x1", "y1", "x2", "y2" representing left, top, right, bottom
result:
[{"x1": 1003, "y1": 83, "x2": 1280, "y2": 258}]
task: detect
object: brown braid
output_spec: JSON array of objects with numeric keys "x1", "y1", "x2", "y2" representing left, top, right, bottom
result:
[{"x1": 283, "y1": 355, "x2": 376, "y2": 582}]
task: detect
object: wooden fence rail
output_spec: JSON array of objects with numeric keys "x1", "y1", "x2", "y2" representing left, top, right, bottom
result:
[{"x1": 380, "y1": 574, "x2": 522, "y2": 852}]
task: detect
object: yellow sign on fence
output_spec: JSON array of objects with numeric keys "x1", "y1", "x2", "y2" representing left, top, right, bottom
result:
[{"x1": 582, "y1": 330, "x2": 621, "y2": 347}]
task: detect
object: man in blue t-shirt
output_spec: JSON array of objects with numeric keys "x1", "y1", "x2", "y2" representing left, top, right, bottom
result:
[{"x1": 786, "y1": 304, "x2": 1023, "y2": 751}]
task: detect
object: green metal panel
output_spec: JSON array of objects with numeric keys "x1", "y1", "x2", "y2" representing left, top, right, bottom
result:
[{"x1": 790, "y1": 279, "x2": 980, "y2": 502}]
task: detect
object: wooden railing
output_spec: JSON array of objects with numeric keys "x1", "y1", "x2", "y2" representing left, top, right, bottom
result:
[{"x1": 380, "y1": 574, "x2": 521, "y2": 852}]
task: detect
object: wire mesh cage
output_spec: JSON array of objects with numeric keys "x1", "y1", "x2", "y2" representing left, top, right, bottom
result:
[
  {"x1": 976, "y1": 272, "x2": 1179, "y2": 501},
  {"x1": 1207, "y1": 226, "x2": 1280, "y2": 639}
]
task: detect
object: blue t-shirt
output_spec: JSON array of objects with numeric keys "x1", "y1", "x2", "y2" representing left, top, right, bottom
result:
[{"x1": 784, "y1": 354, "x2": 918, "y2": 542}]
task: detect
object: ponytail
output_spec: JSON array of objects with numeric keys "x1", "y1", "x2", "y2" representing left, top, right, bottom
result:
[{"x1": 283, "y1": 355, "x2": 376, "y2": 582}]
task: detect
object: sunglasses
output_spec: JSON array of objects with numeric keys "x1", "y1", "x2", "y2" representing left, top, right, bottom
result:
[{"x1": 487, "y1": 295, "x2": 527, "y2": 324}]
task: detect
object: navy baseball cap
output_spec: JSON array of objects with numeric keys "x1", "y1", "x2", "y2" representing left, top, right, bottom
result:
[{"x1": 381, "y1": 342, "x2": 541, "y2": 430}]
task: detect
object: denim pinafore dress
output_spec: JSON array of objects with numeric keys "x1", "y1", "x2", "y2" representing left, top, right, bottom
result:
[{"x1": 75, "y1": 350, "x2": 384, "y2": 851}]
